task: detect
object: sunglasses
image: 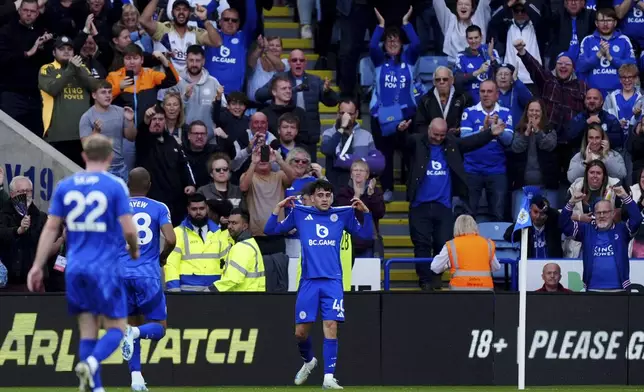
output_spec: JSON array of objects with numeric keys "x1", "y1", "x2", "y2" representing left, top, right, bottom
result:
[
  {"x1": 214, "y1": 167, "x2": 229, "y2": 173},
  {"x1": 290, "y1": 58, "x2": 306, "y2": 63},
  {"x1": 435, "y1": 77, "x2": 450, "y2": 82},
  {"x1": 293, "y1": 159, "x2": 309, "y2": 164},
  {"x1": 222, "y1": 17, "x2": 239, "y2": 23}
]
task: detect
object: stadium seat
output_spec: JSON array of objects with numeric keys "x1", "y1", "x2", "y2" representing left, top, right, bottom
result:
[
  {"x1": 478, "y1": 222, "x2": 512, "y2": 242},
  {"x1": 415, "y1": 56, "x2": 449, "y2": 91},
  {"x1": 359, "y1": 56, "x2": 375, "y2": 98}
]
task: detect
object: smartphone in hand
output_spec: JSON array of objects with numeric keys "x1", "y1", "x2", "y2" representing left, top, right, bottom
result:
[{"x1": 260, "y1": 145, "x2": 270, "y2": 162}]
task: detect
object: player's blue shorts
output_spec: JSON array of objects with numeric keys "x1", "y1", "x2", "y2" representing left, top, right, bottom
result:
[
  {"x1": 295, "y1": 278, "x2": 344, "y2": 324},
  {"x1": 123, "y1": 277, "x2": 167, "y2": 321},
  {"x1": 66, "y1": 270, "x2": 127, "y2": 319}
]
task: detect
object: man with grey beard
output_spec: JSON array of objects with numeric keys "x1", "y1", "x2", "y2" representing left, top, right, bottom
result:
[{"x1": 560, "y1": 185, "x2": 642, "y2": 291}]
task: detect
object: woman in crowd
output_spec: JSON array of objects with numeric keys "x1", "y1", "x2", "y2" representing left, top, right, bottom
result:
[
  {"x1": 369, "y1": 6, "x2": 419, "y2": 202},
  {"x1": 567, "y1": 124, "x2": 626, "y2": 184},
  {"x1": 495, "y1": 63, "x2": 532, "y2": 126},
  {"x1": 120, "y1": 4, "x2": 153, "y2": 53},
  {"x1": 628, "y1": 169, "x2": 644, "y2": 257},
  {"x1": 197, "y1": 153, "x2": 244, "y2": 209},
  {"x1": 335, "y1": 160, "x2": 386, "y2": 259},
  {"x1": 629, "y1": 115, "x2": 644, "y2": 184},
  {"x1": 433, "y1": 0, "x2": 492, "y2": 66},
  {"x1": 283, "y1": 147, "x2": 323, "y2": 258},
  {"x1": 509, "y1": 98, "x2": 559, "y2": 215},
  {"x1": 247, "y1": 36, "x2": 288, "y2": 105},
  {"x1": 163, "y1": 91, "x2": 189, "y2": 145}
]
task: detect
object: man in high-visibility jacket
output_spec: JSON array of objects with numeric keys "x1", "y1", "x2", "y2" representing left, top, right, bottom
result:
[
  {"x1": 165, "y1": 194, "x2": 229, "y2": 291},
  {"x1": 210, "y1": 208, "x2": 266, "y2": 292},
  {"x1": 430, "y1": 214, "x2": 500, "y2": 290}
]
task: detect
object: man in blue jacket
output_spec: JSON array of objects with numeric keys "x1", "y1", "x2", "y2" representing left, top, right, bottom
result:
[
  {"x1": 577, "y1": 8, "x2": 636, "y2": 96},
  {"x1": 560, "y1": 184, "x2": 642, "y2": 291},
  {"x1": 564, "y1": 88, "x2": 623, "y2": 150},
  {"x1": 454, "y1": 25, "x2": 500, "y2": 105}
]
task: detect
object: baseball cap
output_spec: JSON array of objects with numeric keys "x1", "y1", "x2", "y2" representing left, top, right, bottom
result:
[
  {"x1": 54, "y1": 36, "x2": 73, "y2": 49},
  {"x1": 172, "y1": 0, "x2": 191, "y2": 9},
  {"x1": 496, "y1": 63, "x2": 516, "y2": 74}
]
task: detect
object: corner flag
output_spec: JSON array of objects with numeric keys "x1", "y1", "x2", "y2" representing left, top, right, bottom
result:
[{"x1": 513, "y1": 186, "x2": 540, "y2": 233}]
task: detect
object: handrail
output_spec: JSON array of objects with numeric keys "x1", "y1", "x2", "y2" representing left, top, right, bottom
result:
[{"x1": 383, "y1": 257, "x2": 519, "y2": 291}]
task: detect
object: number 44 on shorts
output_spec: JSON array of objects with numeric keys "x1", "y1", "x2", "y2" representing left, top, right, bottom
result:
[{"x1": 333, "y1": 299, "x2": 344, "y2": 318}]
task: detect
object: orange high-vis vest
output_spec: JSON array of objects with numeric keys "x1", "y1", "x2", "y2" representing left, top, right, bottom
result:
[{"x1": 446, "y1": 234, "x2": 495, "y2": 291}]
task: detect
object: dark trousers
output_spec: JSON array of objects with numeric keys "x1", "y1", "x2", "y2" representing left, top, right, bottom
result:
[
  {"x1": 416, "y1": 2, "x2": 444, "y2": 55},
  {"x1": 303, "y1": 141, "x2": 318, "y2": 164},
  {"x1": 337, "y1": 3, "x2": 375, "y2": 97},
  {"x1": 315, "y1": 0, "x2": 337, "y2": 57},
  {"x1": 371, "y1": 119, "x2": 408, "y2": 192},
  {"x1": 467, "y1": 173, "x2": 507, "y2": 221},
  {"x1": 255, "y1": 235, "x2": 286, "y2": 255},
  {"x1": 409, "y1": 202, "x2": 454, "y2": 288},
  {"x1": 0, "y1": 91, "x2": 44, "y2": 138},
  {"x1": 49, "y1": 140, "x2": 84, "y2": 168}
]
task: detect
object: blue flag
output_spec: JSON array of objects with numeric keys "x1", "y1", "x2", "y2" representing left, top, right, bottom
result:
[{"x1": 513, "y1": 186, "x2": 540, "y2": 234}]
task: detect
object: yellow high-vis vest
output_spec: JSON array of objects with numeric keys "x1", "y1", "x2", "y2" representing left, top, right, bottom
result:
[{"x1": 214, "y1": 237, "x2": 266, "y2": 292}]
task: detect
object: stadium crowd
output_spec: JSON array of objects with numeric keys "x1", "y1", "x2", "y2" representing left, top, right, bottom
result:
[{"x1": 1, "y1": 0, "x2": 644, "y2": 293}]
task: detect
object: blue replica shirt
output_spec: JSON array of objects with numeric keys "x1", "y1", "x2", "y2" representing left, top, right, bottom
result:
[
  {"x1": 533, "y1": 227, "x2": 547, "y2": 259},
  {"x1": 612, "y1": 91, "x2": 642, "y2": 127},
  {"x1": 589, "y1": 231, "x2": 621, "y2": 289},
  {"x1": 614, "y1": 0, "x2": 644, "y2": 47},
  {"x1": 569, "y1": 17, "x2": 581, "y2": 64},
  {"x1": 455, "y1": 45, "x2": 500, "y2": 104},
  {"x1": 497, "y1": 80, "x2": 533, "y2": 126},
  {"x1": 586, "y1": 0, "x2": 596, "y2": 9},
  {"x1": 204, "y1": 0, "x2": 256, "y2": 92},
  {"x1": 120, "y1": 196, "x2": 171, "y2": 279},
  {"x1": 459, "y1": 102, "x2": 514, "y2": 175},
  {"x1": 49, "y1": 172, "x2": 132, "y2": 274},
  {"x1": 284, "y1": 176, "x2": 317, "y2": 238},
  {"x1": 577, "y1": 31, "x2": 636, "y2": 95},
  {"x1": 413, "y1": 145, "x2": 452, "y2": 208},
  {"x1": 264, "y1": 205, "x2": 373, "y2": 279}
]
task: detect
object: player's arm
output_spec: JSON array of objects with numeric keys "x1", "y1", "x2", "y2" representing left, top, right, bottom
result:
[
  {"x1": 263, "y1": 197, "x2": 297, "y2": 235},
  {"x1": 345, "y1": 199, "x2": 374, "y2": 241},
  {"x1": 31, "y1": 215, "x2": 63, "y2": 271},
  {"x1": 119, "y1": 214, "x2": 140, "y2": 259},
  {"x1": 160, "y1": 223, "x2": 176, "y2": 265}
]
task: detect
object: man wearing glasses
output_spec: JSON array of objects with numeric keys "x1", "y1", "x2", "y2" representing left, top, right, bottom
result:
[
  {"x1": 415, "y1": 66, "x2": 470, "y2": 135},
  {"x1": 577, "y1": 8, "x2": 636, "y2": 97},
  {"x1": 183, "y1": 120, "x2": 223, "y2": 188}
]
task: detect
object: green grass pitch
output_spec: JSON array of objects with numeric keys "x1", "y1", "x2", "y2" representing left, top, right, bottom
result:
[{"x1": 3, "y1": 387, "x2": 644, "y2": 392}]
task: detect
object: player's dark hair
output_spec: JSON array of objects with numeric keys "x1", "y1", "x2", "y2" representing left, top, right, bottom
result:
[
  {"x1": 229, "y1": 208, "x2": 250, "y2": 224},
  {"x1": 186, "y1": 44, "x2": 205, "y2": 57},
  {"x1": 187, "y1": 193, "x2": 207, "y2": 205},
  {"x1": 300, "y1": 182, "x2": 316, "y2": 196},
  {"x1": 128, "y1": 167, "x2": 151, "y2": 194},
  {"x1": 465, "y1": 24, "x2": 482, "y2": 36},
  {"x1": 308, "y1": 179, "x2": 334, "y2": 195}
]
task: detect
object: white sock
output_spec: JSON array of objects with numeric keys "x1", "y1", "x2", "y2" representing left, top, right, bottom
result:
[
  {"x1": 132, "y1": 326, "x2": 141, "y2": 339},
  {"x1": 324, "y1": 373, "x2": 335, "y2": 380},
  {"x1": 93, "y1": 388, "x2": 106, "y2": 392},
  {"x1": 86, "y1": 356, "x2": 99, "y2": 374},
  {"x1": 131, "y1": 371, "x2": 146, "y2": 385}
]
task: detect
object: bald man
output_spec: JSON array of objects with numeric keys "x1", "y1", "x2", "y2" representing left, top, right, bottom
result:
[
  {"x1": 230, "y1": 111, "x2": 278, "y2": 180},
  {"x1": 536, "y1": 263, "x2": 572, "y2": 292},
  {"x1": 407, "y1": 117, "x2": 506, "y2": 290},
  {"x1": 564, "y1": 88, "x2": 623, "y2": 151}
]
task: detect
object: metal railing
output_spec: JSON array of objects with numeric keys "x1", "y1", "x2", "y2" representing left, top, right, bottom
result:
[{"x1": 383, "y1": 257, "x2": 519, "y2": 291}]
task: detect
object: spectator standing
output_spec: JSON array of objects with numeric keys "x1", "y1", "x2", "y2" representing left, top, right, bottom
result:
[
  {"x1": 39, "y1": 37, "x2": 99, "y2": 167},
  {"x1": 79, "y1": 81, "x2": 137, "y2": 180},
  {"x1": 547, "y1": 0, "x2": 596, "y2": 69},
  {"x1": 508, "y1": 98, "x2": 559, "y2": 212},
  {"x1": 433, "y1": 0, "x2": 492, "y2": 65},
  {"x1": 74, "y1": 21, "x2": 107, "y2": 79},
  {"x1": 320, "y1": 99, "x2": 385, "y2": 192},
  {"x1": 415, "y1": 0, "x2": 444, "y2": 56},
  {"x1": 212, "y1": 91, "x2": 250, "y2": 160},
  {"x1": 460, "y1": 80, "x2": 514, "y2": 221},
  {"x1": 183, "y1": 120, "x2": 223, "y2": 188},
  {"x1": 335, "y1": 161, "x2": 386, "y2": 259},
  {"x1": 604, "y1": 64, "x2": 642, "y2": 131},
  {"x1": 629, "y1": 115, "x2": 644, "y2": 183},
  {"x1": 136, "y1": 105, "x2": 197, "y2": 225},
  {"x1": 261, "y1": 75, "x2": 309, "y2": 142},
  {"x1": 231, "y1": 112, "x2": 277, "y2": 180},
  {"x1": 0, "y1": 176, "x2": 62, "y2": 292},
  {"x1": 82, "y1": 0, "x2": 124, "y2": 42},
  {"x1": 495, "y1": 63, "x2": 533, "y2": 124},
  {"x1": 615, "y1": 0, "x2": 644, "y2": 50},
  {"x1": 628, "y1": 169, "x2": 644, "y2": 256},
  {"x1": 296, "y1": 0, "x2": 314, "y2": 38},
  {"x1": 561, "y1": 185, "x2": 641, "y2": 291},
  {"x1": 273, "y1": 113, "x2": 306, "y2": 159},
  {"x1": 204, "y1": 0, "x2": 257, "y2": 93},
  {"x1": 565, "y1": 88, "x2": 623, "y2": 150},
  {"x1": 406, "y1": 118, "x2": 504, "y2": 290},
  {"x1": 239, "y1": 145, "x2": 297, "y2": 255},
  {"x1": 170, "y1": 45, "x2": 226, "y2": 143},
  {"x1": 198, "y1": 153, "x2": 244, "y2": 209},
  {"x1": 504, "y1": 195, "x2": 564, "y2": 258},
  {"x1": 535, "y1": 263, "x2": 573, "y2": 292},
  {"x1": 430, "y1": 214, "x2": 500, "y2": 291},
  {"x1": 121, "y1": 4, "x2": 153, "y2": 53},
  {"x1": 140, "y1": 0, "x2": 222, "y2": 73},
  {"x1": 369, "y1": 7, "x2": 420, "y2": 202},
  {"x1": 163, "y1": 91, "x2": 190, "y2": 145},
  {"x1": 455, "y1": 25, "x2": 500, "y2": 104},
  {"x1": 255, "y1": 50, "x2": 340, "y2": 161},
  {"x1": 577, "y1": 8, "x2": 636, "y2": 96},
  {"x1": 247, "y1": 35, "x2": 288, "y2": 103},
  {"x1": 567, "y1": 123, "x2": 627, "y2": 183},
  {"x1": 488, "y1": 0, "x2": 548, "y2": 88},
  {"x1": 415, "y1": 66, "x2": 471, "y2": 133},
  {"x1": 0, "y1": 0, "x2": 52, "y2": 137},
  {"x1": 165, "y1": 193, "x2": 225, "y2": 292}
]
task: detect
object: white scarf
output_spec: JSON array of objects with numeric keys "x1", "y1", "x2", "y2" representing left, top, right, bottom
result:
[
  {"x1": 504, "y1": 20, "x2": 541, "y2": 84},
  {"x1": 433, "y1": 86, "x2": 455, "y2": 119}
]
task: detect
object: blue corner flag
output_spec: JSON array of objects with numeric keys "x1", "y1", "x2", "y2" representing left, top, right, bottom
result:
[{"x1": 514, "y1": 186, "x2": 540, "y2": 234}]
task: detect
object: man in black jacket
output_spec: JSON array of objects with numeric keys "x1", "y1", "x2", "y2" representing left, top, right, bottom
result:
[
  {"x1": 0, "y1": 176, "x2": 62, "y2": 292},
  {"x1": 547, "y1": 0, "x2": 595, "y2": 69},
  {"x1": 136, "y1": 105, "x2": 197, "y2": 226},
  {"x1": 406, "y1": 118, "x2": 505, "y2": 290},
  {"x1": 415, "y1": 66, "x2": 470, "y2": 134},
  {"x1": 261, "y1": 75, "x2": 310, "y2": 145},
  {"x1": 183, "y1": 120, "x2": 222, "y2": 188},
  {"x1": 504, "y1": 194, "x2": 564, "y2": 258}
]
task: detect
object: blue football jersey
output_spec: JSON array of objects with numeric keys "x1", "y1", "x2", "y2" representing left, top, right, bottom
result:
[
  {"x1": 49, "y1": 172, "x2": 132, "y2": 274},
  {"x1": 120, "y1": 196, "x2": 172, "y2": 279},
  {"x1": 265, "y1": 205, "x2": 373, "y2": 279}
]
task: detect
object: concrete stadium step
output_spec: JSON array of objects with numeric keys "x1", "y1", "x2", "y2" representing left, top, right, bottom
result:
[
  {"x1": 280, "y1": 53, "x2": 320, "y2": 70},
  {"x1": 309, "y1": 70, "x2": 335, "y2": 80},
  {"x1": 379, "y1": 224, "x2": 409, "y2": 236},
  {"x1": 385, "y1": 201, "x2": 409, "y2": 214},
  {"x1": 318, "y1": 102, "x2": 336, "y2": 114},
  {"x1": 282, "y1": 38, "x2": 313, "y2": 50},
  {"x1": 264, "y1": 22, "x2": 300, "y2": 38},
  {"x1": 384, "y1": 250, "x2": 415, "y2": 260},
  {"x1": 263, "y1": 6, "x2": 291, "y2": 18},
  {"x1": 383, "y1": 235, "x2": 413, "y2": 248}
]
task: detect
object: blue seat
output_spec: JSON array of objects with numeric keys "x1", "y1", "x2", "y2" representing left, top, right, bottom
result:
[
  {"x1": 415, "y1": 56, "x2": 449, "y2": 90},
  {"x1": 359, "y1": 56, "x2": 375, "y2": 96},
  {"x1": 478, "y1": 222, "x2": 513, "y2": 242}
]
